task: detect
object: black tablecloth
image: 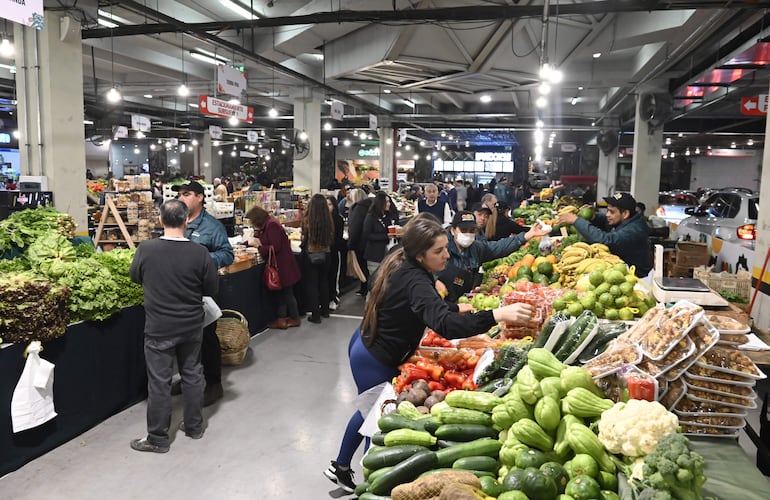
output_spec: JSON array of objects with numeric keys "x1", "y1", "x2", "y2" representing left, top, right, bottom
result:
[
  {"x1": 0, "y1": 307, "x2": 147, "y2": 477},
  {"x1": 217, "y1": 263, "x2": 277, "y2": 333}
]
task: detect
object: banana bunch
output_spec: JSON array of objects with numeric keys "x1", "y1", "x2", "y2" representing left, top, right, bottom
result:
[
  {"x1": 555, "y1": 242, "x2": 625, "y2": 288},
  {"x1": 557, "y1": 205, "x2": 579, "y2": 217}
]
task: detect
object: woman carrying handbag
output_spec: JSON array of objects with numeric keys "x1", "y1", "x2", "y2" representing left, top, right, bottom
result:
[
  {"x1": 246, "y1": 206, "x2": 301, "y2": 329},
  {"x1": 302, "y1": 194, "x2": 334, "y2": 323}
]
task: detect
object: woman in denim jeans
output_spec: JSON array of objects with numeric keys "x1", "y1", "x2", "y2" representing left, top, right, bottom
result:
[{"x1": 302, "y1": 194, "x2": 334, "y2": 323}]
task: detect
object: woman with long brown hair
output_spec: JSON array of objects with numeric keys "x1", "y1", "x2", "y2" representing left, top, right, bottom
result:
[
  {"x1": 245, "y1": 206, "x2": 301, "y2": 329},
  {"x1": 302, "y1": 193, "x2": 334, "y2": 323},
  {"x1": 323, "y1": 216, "x2": 535, "y2": 493}
]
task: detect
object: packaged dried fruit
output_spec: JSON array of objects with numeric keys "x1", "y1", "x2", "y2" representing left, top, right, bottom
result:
[
  {"x1": 685, "y1": 387, "x2": 757, "y2": 410},
  {"x1": 687, "y1": 363, "x2": 757, "y2": 385},
  {"x1": 680, "y1": 423, "x2": 740, "y2": 437},
  {"x1": 677, "y1": 414, "x2": 746, "y2": 428},
  {"x1": 675, "y1": 396, "x2": 748, "y2": 415},
  {"x1": 682, "y1": 373, "x2": 756, "y2": 398},
  {"x1": 696, "y1": 346, "x2": 766, "y2": 379},
  {"x1": 659, "y1": 378, "x2": 686, "y2": 410},
  {"x1": 705, "y1": 314, "x2": 750, "y2": 334},
  {"x1": 582, "y1": 338, "x2": 642, "y2": 378},
  {"x1": 639, "y1": 301, "x2": 703, "y2": 360},
  {"x1": 654, "y1": 336, "x2": 695, "y2": 378}
]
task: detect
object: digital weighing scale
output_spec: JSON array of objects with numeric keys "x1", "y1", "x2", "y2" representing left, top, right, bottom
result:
[{"x1": 651, "y1": 244, "x2": 728, "y2": 306}]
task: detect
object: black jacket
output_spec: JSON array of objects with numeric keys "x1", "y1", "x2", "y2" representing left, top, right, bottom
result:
[
  {"x1": 573, "y1": 212, "x2": 652, "y2": 277},
  {"x1": 365, "y1": 258, "x2": 497, "y2": 367},
  {"x1": 491, "y1": 215, "x2": 526, "y2": 241},
  {"x1": 362, "y1": 212, "x2": 390, "y2": 263},
  {"x1": 347, "y1": 198, "x2": 373, "y2": 251},
  {"x1": 331, "y1": 212, "x2": 346, "y2": 253}
]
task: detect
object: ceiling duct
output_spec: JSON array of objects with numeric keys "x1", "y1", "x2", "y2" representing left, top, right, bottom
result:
[
  {"x1": 597, "y1": 129, "x2": 619, "y2": 155},
  {"x1": 639, "y1": 92, "x2": 673, "y2": 131}
]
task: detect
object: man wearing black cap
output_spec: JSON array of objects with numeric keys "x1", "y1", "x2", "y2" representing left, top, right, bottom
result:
[
  {"x1": 172, "y1": 181, "x2": 234, "y2": 406},
  {"x1": 558, "y1": 192, "x2": 652, "y2": 278},
  {"x1": 436, "y1": 211, "x2": 549, "y2": 302},
  {"x1": 470, "y1": 202, "x2": 492, "y2": 242}
]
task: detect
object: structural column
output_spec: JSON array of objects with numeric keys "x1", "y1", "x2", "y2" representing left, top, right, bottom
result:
[
  {"x1": 292, "y1": 96, "x2": 321, "y2": 192},
  {"x1": 630, "y1": 95, "x2": 664, "y2": 215},
  {"x1": 15, "y1": 12, "x2": 88, "y2": 233},
  {"x1": 378, "y1": 126, "x2": 395, "y2": 192},
  {"x1": 596, "y1": 147, "x2": 618, "y2": 200},
  {"x1": 200, "y1": 132, "x2": 215, "y2": 180}
]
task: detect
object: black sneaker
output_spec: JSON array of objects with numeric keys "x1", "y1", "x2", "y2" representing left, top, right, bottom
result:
[
  {"x1": 323, "y1": 460, "x2": 355, "y2": 493},
  {"x1": 178, "y1": 421, "x2": 204, "y2": 439},
  {"x1": 130, "y1": 437, "x2": 169, "y2": 454}
]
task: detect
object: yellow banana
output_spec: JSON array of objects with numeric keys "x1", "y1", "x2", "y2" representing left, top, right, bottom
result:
[
  {"x1": 558, "y1": 206, "x2": 579, "y2": 216},
  {"x1": 569, "y1": 242, "x2": 593, "y2": 253},
  {"x1": 590, "y1": 243, "x2": 610, "y2": 253}
]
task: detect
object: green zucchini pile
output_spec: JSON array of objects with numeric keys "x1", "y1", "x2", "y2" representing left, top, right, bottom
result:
[{"x1": 359, "y1": 351, "x2": 621, "y2": 499}]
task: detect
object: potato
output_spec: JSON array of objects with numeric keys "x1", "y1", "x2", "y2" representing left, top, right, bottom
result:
[
  {"x1": 416, "y1": 405, "x2": 430, "y2": 414},
  {"x1": 430, "y1": 390, "x2": 446, "y2": 402},
  {"x1": 396, "y1": 391, "x2": 409, "y2": 405},
  {"x1": 423, "y1": 396, "x2": 440, "y2": 410},
  {"x1": 405, "y1": 388, "x2": 429, "y2": 406},
  {"x1": 412, "y1": 379, "x2": 430, "y2": 394}
]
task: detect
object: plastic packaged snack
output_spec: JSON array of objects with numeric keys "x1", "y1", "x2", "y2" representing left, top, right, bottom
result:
[
  {"x1": 686, "y1": 387, "x2": 757, "y2": 410},
  {"x1": 654, "y1": 336, "x2": 695, "y2": 378},
  {"x1": 682, "y1": 374, "x2": 756, "y2": 398},
  {"x1": 594, "y1": 373, "x2": 621, "y2": 402},
  {"x1": 680, "y1": 423, "x2": 741, "y2": 437},
  {"x1": 687, "y1": 363, "x2": 757, "y2": 385},
  {"x1": 705, "y1": 314, "x2": 751, "y2": 334},
  {"x1": 717, "y1": 334, "x2": 750, "y2": 347},
  {"x1": 696, "y1": 346, "x2": 766, "y2": 379},
  {"x1": 640, "y1": 301, "x2": 703, "y2": 360},
  {"x1": 676, "y1": 414, "x2": 745, "y2": 428},
  {"x1": 582, "y1": 338, "x2": 643, "y2": 378},
  {"x1": 621, "y1": 306, "x2": 666, "y2": 343},
  {"x1": 659, "y1": 378, "x2": 686, "y2": 410},
  {"x1": 675, "y1": 396, "x2": 748, "y2": 415},
  {"x1": 664, "y1": 320, "x2": 720, "y2": 381}
]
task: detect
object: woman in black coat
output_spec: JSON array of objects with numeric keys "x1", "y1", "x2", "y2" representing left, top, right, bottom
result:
[
  {"x1": 346, "y1": 189, "x2": 372, "y2": 296},
  {"x1": 362, "y1": 191, "x2": 392, "y2": 277},
  {"x1": 327, "y1": 196, "x2": 346, "y2": 309}
]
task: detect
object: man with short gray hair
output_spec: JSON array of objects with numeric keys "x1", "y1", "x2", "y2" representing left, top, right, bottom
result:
[{"x1": 129, "y1": 199, "x2": 219, "y2": 453}]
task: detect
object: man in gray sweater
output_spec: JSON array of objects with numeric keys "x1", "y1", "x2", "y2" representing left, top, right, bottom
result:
[{"x1": 129, "y1": 199, "x2": 219, "y2": 453}]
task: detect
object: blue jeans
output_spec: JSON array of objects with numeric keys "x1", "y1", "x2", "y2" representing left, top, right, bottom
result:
[{"x1": 335, "y1": 329, "x2": 399, "y2": 467}]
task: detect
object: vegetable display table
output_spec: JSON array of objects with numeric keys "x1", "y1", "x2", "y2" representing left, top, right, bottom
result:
[
  {"x1": 0, "y1": 306, "x2": 147, "y2": 477},
  {"x1": 216, "y1": 262, "x2": 277, "y2": 333}
]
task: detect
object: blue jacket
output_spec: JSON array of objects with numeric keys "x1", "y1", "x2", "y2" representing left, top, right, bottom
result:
[
  {"x1": 439, "y1": 230, "x2": 528, "y2": 278},
  {"x1": 573, "y1": 212, "x2": 652, "y2": 277},
  {"x1": 184, "y1": 210, "x2": 234, "y2": 269}
]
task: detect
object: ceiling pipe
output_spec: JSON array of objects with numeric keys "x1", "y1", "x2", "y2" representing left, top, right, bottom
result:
[{"x1": 87, "y1": 1, "x2": 770, "y2": 37}]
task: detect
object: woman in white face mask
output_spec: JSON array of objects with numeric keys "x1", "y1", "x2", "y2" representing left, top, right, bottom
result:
[{"x1": 437, "y1": 211, "x2": 549, "y2": 302}]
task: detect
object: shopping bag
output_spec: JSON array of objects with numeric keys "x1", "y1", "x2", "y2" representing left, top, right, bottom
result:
[
  {"x1": 262, "y1": 246, "x2": 282, "y2": 290},
  {"x1": 357, "y1": 382, "x2": 397, "y2": 438},
  {"x1": 202, "y1": 296, "x2": 222, "y2": 327},
  {"x1": 11, "y1": 341, "x2": 57, "y2": 433},
  {"x1": 346, "y1": 250, "x2": 366, "y2": 282}
]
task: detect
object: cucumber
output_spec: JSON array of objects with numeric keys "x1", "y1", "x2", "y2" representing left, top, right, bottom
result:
[
  {"x1": 554, "y1": 313, "x2": 594, "y2": 361},
  {"x1": 377, "y1": 413, "x2": 427, "y2": 432},
  {"x1": 435, "y1": 438, "x2": 502, "y2": 467},
  {"x1": 478, "y1": 378, "x2": 505, "y2": 393},
  {"x1": 452, "y1": 455, "x2": 500, "y2": 473},
  {"x1": 577, "y1": 323, "x2": 626, "y2": 363},
  {"x1": 354, "y1": 481, "x2": 370, "y2": 496},
  {"x1": 383, "y1": 429, "x2": 436, "y2": 447},
  {"x1": 532, "y1": 313, "x2": 563, "y2": 349},
  {"x1": 436, "y1": 439, "x2": 463, "y2": 448},
  {"x1": 435, "y1": 424, "x2": 499, "y2": 441},
  {"x1": 371, "y1": 431, "x2": 387, "y2": 447},
  {"x1": 368, "y1": 449, "x2": 439, "y2": 495},
  {"x1": 362, "y1": 444, "x2": 428, "y2": 470},
  {"x1": 422, "y1": 415, "x2": 442, "y2": 434},
  {"x1": 438, "y1": 407, "x2": 493, "y2": 426},
  {"x1": 367, "y1": 466, "x2": 393, "y2": 485}
]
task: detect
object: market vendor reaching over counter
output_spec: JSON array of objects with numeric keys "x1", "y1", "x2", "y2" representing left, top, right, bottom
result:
[
  {"x1": 435, "y1": 211, "x2": 550, "y2": 302},
  {"x1": 324, "y1": 216, "x2": 537, "y2": 494},
  {"x1": 558, "y1": 192, "x2": 652, "y2": 278}
]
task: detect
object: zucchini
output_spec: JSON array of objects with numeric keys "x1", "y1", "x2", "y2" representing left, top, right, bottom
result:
[
  {"x1": 367, "y1": 466, "x2": 393, "y2": 485},
  {"x1": 368, "y1": 449, "x2": 439, "y2": 495},
  {"x1": 438, "y1": 407, "x2": 493, "y2": 426},
  {"x1": 422, "y1": 415, "x2": 442, "y2": 434},
  {"x1": 452, "y1": 455, "x2": 500, "y2": 473},
  {"x1": 577, "y1": 323, "x2": 626, "y2": 363},
  {"x1": 377, "y1": 413, "x2": 427, "y2": 432},
  {"x1": 435, "y1": 438, "x2": 502, "y2": 467},
  {"x1": 354, "y1": 481, "x2": 370, "y2": 496},
  {"x1": 532, "y1": 312, "x2": 567, "y2": 349},
  {"x1": 436, "y1": 439, "x2": 463, "y2": 448},
  {"x1": 362, "y1": 444, "x2": 428, "y2": 470},
  {"x1": 435, "y1": 424, "x2": 499, "y2": 441},
  {"x1": 383, "y1": 429, "x2": 437, "y2": 447},
  {"x1": 554, "y1": 311, "x2": 596, "y2": 362},
  {"x1": 371, "y1": 431, "x2": 387, "y2": 446},
  {"x1": 445, "y1": 390, "x2": 502, "y2": 413},
  {"x1": 478, "y1": 378, "x2": 506, "y2": 393}
]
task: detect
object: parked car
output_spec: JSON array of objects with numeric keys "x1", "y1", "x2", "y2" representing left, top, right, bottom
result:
[
  {"x1": 677, "y1": 188, "x2": 758, "y2": 248},
  {"x1": 656, "y1": 190, "x2": 699, "y2": 223}
]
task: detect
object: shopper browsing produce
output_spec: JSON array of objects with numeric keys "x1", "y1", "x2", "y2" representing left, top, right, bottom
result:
[
  {"x1": 173, "y1": 181, "x2": 234, "y2": 406},
  {"x1": 558, "y1": 192, "x2": 652, "y2": 278},
  {"x1": 245, "y1": 206, "x2": 302, "y2": 329},
  {"x1": 128, "y1": 199, "x2": 219, "y2": 453},
  {"x1": 436, "y1": 211, "x2": 550, "y2": 302},
  {"x1": 324, "y1": 216, "x2": 536, "y2": 493}
]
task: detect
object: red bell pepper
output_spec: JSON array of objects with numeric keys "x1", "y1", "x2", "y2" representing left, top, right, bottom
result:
[
  {"x1": 443, "y1": 370, "x2": 468, "y2": 389},
  {"x1": 402, "y1": 365, "x2": 430, "y2": 385},
  {"x1": 415, "y1": 360, "x2": 445, "y2": 381},
  {"x1": 428, "y1": 381, "x2": 446, "y2": 392},
  {"x1": 626, "y1": 373, "x2": 656, "y2": 402}
]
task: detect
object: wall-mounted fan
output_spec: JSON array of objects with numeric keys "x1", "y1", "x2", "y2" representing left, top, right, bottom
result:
[
  {"x1": 597, "y1": 129, "x2": 619, "y2": 155},
  {"x1": 293, "y1": 130, "x2": 310, "y2": 160},
  {"x1": 639, "y1": 92, "x2": 672, "y2": 131}
]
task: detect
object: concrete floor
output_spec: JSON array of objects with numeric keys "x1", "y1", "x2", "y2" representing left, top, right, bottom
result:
[{"x1": 1, "y1": 293, "x2": 370, "y2": 500}]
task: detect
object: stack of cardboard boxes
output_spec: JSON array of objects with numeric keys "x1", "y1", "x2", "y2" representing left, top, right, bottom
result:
[{"x1": 669, "y1": 241, "x2": 710, "y2": 277}]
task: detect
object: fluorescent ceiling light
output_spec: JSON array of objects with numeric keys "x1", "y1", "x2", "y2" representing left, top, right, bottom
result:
[
  {"x1": 571, "y1": 97, "x2": 578, "y2": 105},
  {"x1": 188, "y1": 103, "x2": 199, "y2": 108},
  {"x1": 97, "y1": 18, "x2": 118, "y2": 29},
  {"x1": 190, "y1": 51, "x2": 227, "y2": 66},
  {"x1": 0, "y1": 63, "x2": 16, "y2": 72},
  {"x1": 403, "y1": 99, "x2": 416, "y2": 109},
  {"x1": 83, "y1": 119, "x2": 94, "y2": 125},
  {"x1": 383, "y1": 89, "x2": 391, "y2": 94},
  {"x1": 98, "y1": 9, "x2": 131, "y2": 24},
  {"x1": 480, "y1": 95, "x2": 491, "y2": 103},
  {"x1": 220, "y1": 0, "x2": 258, "y2": 20},
  {"x1": 144, "y1": 94, "x2": 153, "y2": 98},
  {"x1": 593, "y1": 52, "x2": 602, "y2": 58}
]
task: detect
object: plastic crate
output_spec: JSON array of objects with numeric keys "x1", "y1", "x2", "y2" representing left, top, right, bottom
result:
[{"x1": 693, "y1": 266, "x2": 752, "y2": 301}]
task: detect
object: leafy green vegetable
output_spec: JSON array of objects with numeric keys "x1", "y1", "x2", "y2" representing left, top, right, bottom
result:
[
  {"x1": 718, "y1": 290, "x2": 747, "y2": 304},
  {"x1": 94, "y1": 249, "x2": 144, "y2": 307},
  {"x1": 0, "y1": 207, "x2": 76, "y2": 254}
]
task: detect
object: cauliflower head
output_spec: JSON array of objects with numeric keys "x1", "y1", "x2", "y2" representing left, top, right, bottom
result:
[{"x1": 598, "y1": 399, "x2": 679, "y2": 457}]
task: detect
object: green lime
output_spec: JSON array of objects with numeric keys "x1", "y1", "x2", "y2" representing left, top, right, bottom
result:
[
  {"x1": 517, "y1": 265, "x2": 533, "y2": 278},
  {"x1": 609, "y1": 285, "x2": 622, "y2": 298},
  {"x1": 563, "y1": 290, "x2": 578, "y2": 302},
  {"x1": 593, "y1": 303, "x2": 605, "y2": 317},
  {"x1": 618, "y1": 307, "x2": 635, "y2": 321},
  {"x1": 612, "y1": 263, "x2": 628, "y2": 275},
  {"x1": 607, "y1": 270, "x2": 626, "y2": 285},
  {"x1": 619, "y1": 282, "x2": 634, "y2": 296},
  {"x1": 537, "y1": 274, "x2": 551, "y2": 285},
  {"x1": 595, "y1": 282, "x2": 611, "y2": 295},
  {"x1": 550, "y1": 272, "x2": 561, "y2": 284},
  {"x1": 599, "y1": 292, "x2": 615, "y2": 306},
  {"x1": 643, "y1": 296, "x2": 657, "y2": 308},
  {"x1": 567, "y1": 302, "x2": 584, "y2": 317},
  {"x1": 538, "y1": 261, "x2": 554, "y2": 276},
  {"x1": 604, "y1": 308, "x2": 619, "y2": 320},
  {"x1": 588, "y1": 270, "x2": 605, "y2": 287},
  {"x1": 533, "y1": 272, "x2": 545, "y2": 283},
  {"x1": 458, "y1": 296, "x2": 470, "y2": 304},
  {"x1": 614, "y1": 296, "x2": 630, "y2": 308},
  {"x1": 593, "y1": 264, "x2": 607, "y2": 274},
  {"x1": 580, "y1": 295, "x2": 596, "y2": 310},
  {"x1": 552, "y1": 297, "x2": 567, "y2": 311},
  {"x1": 517, "y1": 276, "x2": 531, "y2": 283},
  {"x1": 578, "y1": 207, "x2": 595, "y2": 220}
]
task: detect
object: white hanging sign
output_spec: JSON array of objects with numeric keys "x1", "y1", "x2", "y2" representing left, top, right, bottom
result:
[
  {"x1": 398, "y1": 129, "x2": 407, "y2": 143},
  {"x1": 369, "y1": 114, "x2": 378, "y2": 130},
  {"x1": 217, "y1": 66, "x2": 247, "y2": 97},
  {"x1": 1, "y1": 1, "x2": 44, "y2": 30},
  {"x1": 247, "y1": 130, "x2": 258, "y2": 142},
  {"x1": 331, "y1": 101, "x2": 344, "y2": 121},
  {"x1": 131, "y1": 114, "x2": 151, "y2": 132},
  {"x1": 209, "y1": 125, "x2": 223, "y2": 139}
]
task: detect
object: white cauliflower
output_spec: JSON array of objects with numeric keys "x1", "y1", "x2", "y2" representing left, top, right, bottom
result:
[{"x1": 597, "y1": 399, "x2": 679, "y2": 457}]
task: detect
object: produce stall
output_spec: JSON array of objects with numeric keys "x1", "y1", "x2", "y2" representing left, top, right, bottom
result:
[{"x1": 351, "y1": 200, "x2": 769, "y2": 499}]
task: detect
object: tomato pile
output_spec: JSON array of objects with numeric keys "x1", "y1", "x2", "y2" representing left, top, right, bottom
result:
[
  {"x1": 421, "y1": 329, "x2": 454, "y2": 348},
  {"x1": 394, "y1": 348, "x2": 480, "y2": 393}
]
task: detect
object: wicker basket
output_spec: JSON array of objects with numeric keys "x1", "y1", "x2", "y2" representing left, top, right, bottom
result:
[
  {"x1": 215, "y1": 309, "x2": 250, "y2": 365},
  {"x1": 693, "y1": 266, "x2": 752, "y2": 301}
]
